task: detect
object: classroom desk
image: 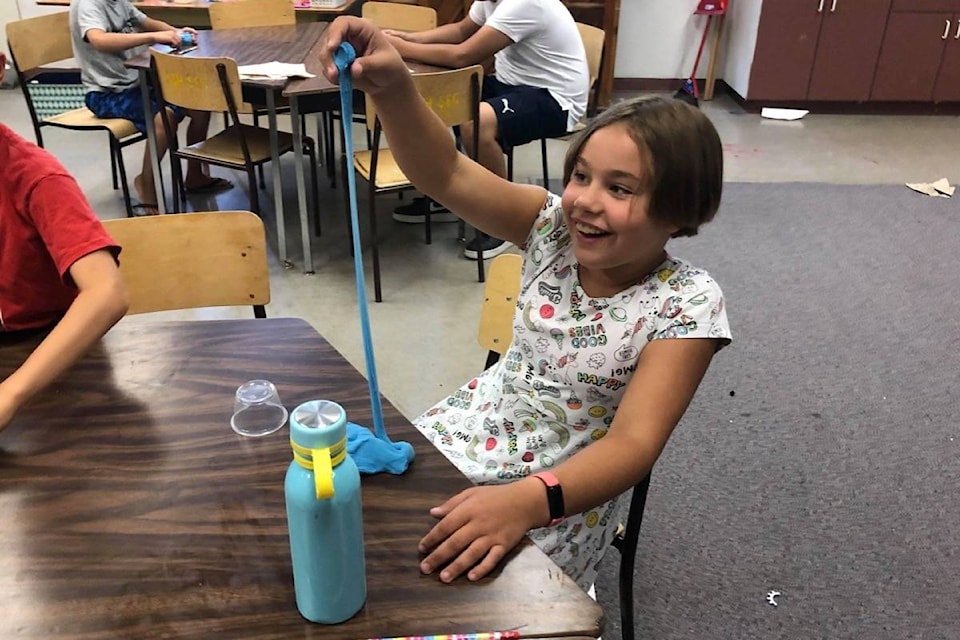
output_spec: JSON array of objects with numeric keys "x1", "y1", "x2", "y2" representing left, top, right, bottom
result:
[
  {"x1": 36, "y1": 0, "x2": 359, "y2": 28},
  {"x1": 0, "y1": 317, "x2": 603, "y2": 639},
  {"x1": 126, "y1": 22, "x2": 330, "y2": 273}
]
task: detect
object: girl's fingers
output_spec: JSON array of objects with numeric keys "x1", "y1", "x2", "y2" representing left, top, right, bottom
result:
[
  {"x1": 466, "y1": 544, "x2": 507, "y2": 581},
  {"x1": 438, "y1": 538, "x2": 498, "y2": 583}
]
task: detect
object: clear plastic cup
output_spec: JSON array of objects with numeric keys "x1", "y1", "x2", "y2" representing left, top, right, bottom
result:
[{"x1": 231, "y1": 380, "x2": 288, "y2": 437}]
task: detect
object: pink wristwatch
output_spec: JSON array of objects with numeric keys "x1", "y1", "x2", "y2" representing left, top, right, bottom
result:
[{"x1": 532, "y1": 471, "x2": 565, "y2": 526}]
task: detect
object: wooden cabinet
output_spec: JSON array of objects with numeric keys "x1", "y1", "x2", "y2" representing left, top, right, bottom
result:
[
  {"x1": 748, "y1": 0, "x2": 891, "y2": 102},
  {"x1": 872, "y1": 12, "x2": 952, "y2": 100},
  {"x1": 873, "y1": 2, "x2": 960, "y2": 101},
  {"x1": 934, "y1": 19, "x2": 960, "y2": 100},
  {"x1": 807, "y1": 0, "x2": 891, "y2": 100},
  {"x1": 745, "y1": 2, "x2": 821, "y2": 101}
]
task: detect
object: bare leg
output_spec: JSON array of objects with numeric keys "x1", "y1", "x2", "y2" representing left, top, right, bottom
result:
[
  {"x1": 460, "y1": 102, "x2": 507, "y2": 179},
  {"x1": 183, "y1": 109, "x2": 212, "y2": 186},
  {"x1": 133, "y1": 108, "x2": 175, "y2": 211}
]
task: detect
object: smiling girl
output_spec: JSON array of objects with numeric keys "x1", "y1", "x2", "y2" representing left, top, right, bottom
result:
[{"x1": 320, "y1": 17, "x2": 731, "y2": 592}]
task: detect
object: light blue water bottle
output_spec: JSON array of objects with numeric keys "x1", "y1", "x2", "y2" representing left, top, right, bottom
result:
[{"x1": 285, "y1": 400, "x2": 366, "y2": 623}]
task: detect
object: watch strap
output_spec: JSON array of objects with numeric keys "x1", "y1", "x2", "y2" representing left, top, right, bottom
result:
[{"x1": 532, "y1": 471, "x2": 565, "y2": 526}]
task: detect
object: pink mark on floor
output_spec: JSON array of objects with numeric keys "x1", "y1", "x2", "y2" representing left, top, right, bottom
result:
[{"x1": 722, "y1": 144, "x2": 762, "y2": 159}]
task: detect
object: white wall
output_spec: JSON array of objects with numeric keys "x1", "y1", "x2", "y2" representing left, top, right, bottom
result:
[
  {"x1": 614, "y1": 0, "x2": 763, "y2": 96},
  {"x1": 717, "y1": 0, "x2": 762, "y2": 96},
  {"x1": 615, "y1": 0, "x2": 711, "y2": 79}
]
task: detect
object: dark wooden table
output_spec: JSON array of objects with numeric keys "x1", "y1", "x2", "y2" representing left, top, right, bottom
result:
[
  {"x1": 126, "y1": 22, "x2": 329, "y2": 272},
  {"x1": 0, "y1": 318, "x2": 602, "y2": 639}
]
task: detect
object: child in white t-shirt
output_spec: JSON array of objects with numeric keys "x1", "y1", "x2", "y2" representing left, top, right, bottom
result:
[{"x1": 387, "y1": 0, "x2": 590, "y2": 260}]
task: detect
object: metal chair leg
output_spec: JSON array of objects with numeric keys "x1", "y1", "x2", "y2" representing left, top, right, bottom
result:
[
  {"x1": 305, "y1": 139, "x2": 321, "y2": 237},
  {"x1": 254, "y1": 111, "x2": 266, "y2": 189},
  {"x1": 369, "y1": 182, "x2": 382, "y2": 303},
  {"x1": 110, "y1": 138, "x2": 119, "y2": 190},
  {"x1": 540, "y1": 137, "x2": 549, "y2": 188},
  {"x1": 612, "y1": 473, "x2": 652, "y2": 640},
  {"x1": 112, "y1": 137, "x2": 135, "y2": 218}
]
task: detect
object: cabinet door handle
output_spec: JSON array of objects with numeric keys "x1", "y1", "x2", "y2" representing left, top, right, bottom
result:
[
  {"x1": 817, "y1": 0, "x2": 825, "y2": 12},
  {"x1": 944, "y1": 20, "x2": 951, "y2": 39},
  {"x1": 830, "y1": 0, "x2": 837, "y2": 12},
  {"x1": 955, "y1": 21, "x2": 960, "y2": 39}
]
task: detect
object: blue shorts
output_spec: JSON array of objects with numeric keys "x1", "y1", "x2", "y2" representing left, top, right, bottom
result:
[
  {"x1": 481, "y1": 76, "x2": 569, "y2": 150},
  {"x1": 85, "y1": 86, "x2": 184, "y2": 134}
]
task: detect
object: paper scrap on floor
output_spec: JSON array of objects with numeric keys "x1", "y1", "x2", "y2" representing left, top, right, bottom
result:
[
  {"x1": 905, "y1": 178, "x2": 954, "y2": 198},
  {"x1": 760, "y1": 107, "x2": 809, "y2": 121},
  {"x1": 237, "y1": 62, "x2": 315, "y2": 80}
]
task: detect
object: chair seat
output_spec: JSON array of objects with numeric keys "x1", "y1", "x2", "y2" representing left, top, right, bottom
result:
[
  {"x1": 555, "y1": 120, "x2": 586, "y2": 141},
  {"x1": 45, "y1": 107, "x2": 141, "y2": 139},
  {"x1": 178, "y1": 124, "x2": 295, "y2": 166},
  {"x1": 353, "y1": 149, "x2": 411, "y2": 190}
]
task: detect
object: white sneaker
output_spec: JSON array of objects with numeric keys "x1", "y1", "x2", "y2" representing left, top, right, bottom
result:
[{"x1": 463, "y1": 234, "x2": 512, "y2": 260}]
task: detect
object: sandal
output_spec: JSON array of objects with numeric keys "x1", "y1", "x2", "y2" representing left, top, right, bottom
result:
[
  {"x1": 130, "y1": 203, "x2": 160, "y2": 216},
  {"x1": 185, "y1": 177, "x2": 234, "y2": 194}
]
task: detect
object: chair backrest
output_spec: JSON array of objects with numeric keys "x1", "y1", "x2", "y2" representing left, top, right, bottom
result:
[
  {"x1": 209, "y1": 0, "x2": 296, "y2": 30},
  {"x1": 362, "y1": 1, "x2": 437, "y2": 31},
  {"x1": 576, "y1": 23, "x2": 605, "y2": 90},
  {"x1": 150, "y1": 50, "x2": 248, "y2": 114},
  {"x1": 102, "y1": 211, "x2": 270, "y2": 316},
  {"x1": 477, "y1": 253, "x2": 522, "y2": 365},
  {"x1": 576, "y1": 23, "x2": 606, "y2": 113},
  {"x1": 5, "y1": 12, "x2": 72, "y2": 73},
  {"x1": 365, "y1": 64, "x2": 483, "y2": 132}
]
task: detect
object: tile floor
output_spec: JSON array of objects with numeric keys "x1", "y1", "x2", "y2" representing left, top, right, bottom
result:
[{"x1": 3, "y1": 87, "x2": 958, "y2": 420}]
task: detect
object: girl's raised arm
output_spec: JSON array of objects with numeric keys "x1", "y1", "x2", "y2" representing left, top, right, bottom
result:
[{"x1": 319, "y1": 17, "x2": 545, "y2": 248}]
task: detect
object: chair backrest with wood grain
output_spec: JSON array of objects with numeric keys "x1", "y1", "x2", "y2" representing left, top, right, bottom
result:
[
  {"x1": 151, "y1": 50, "x2": 248, "y2": 114},
  {"x1": 576, "y1": 22, "x2": 605, "y2": 111},
  {"x1": 362, "y1": 1, "x2": 437, "y2": 32},
  {"x1": 365, "y1": 64, "x2": 482, "y2": 131},
  {"x1": 102, "y1": 211, "x2": 270, "y2": 316},
  {"x1": 209, "y1": 0, "x2": 296, "y2": 30},
  {"x1": 477, "y1": 253, "x2": 521, "y2": 365},
  {"x1": 6, "y1": 11, "x2": 72, "y2": 72}
]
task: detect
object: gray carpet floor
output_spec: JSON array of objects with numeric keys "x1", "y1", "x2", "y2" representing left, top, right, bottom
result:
[{"x1": 592, "y1": 182, "x2": 960, "y2": 640}]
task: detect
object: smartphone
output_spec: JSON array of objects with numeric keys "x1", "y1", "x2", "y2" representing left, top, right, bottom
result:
[{"x1": 165, "y1": 44, "x2": 198, "y2": 55}]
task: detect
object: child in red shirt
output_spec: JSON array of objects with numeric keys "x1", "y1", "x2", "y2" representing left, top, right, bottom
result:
[{"x1": 0, "y1": 124, "x2": 129, "y2": 432}]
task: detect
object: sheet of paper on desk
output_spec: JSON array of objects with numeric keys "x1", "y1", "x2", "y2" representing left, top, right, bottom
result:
[{"x1": 237, "y1": 62, "x2": 316, "y2": 80}]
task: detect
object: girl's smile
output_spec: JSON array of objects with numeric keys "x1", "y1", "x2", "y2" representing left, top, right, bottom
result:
[{"x1": 561, "y1": 123, "x2": 677, "y2": 297}]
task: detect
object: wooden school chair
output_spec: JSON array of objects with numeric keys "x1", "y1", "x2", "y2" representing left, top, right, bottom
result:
[
  {"x1": 102, "y1": 210, "x2": 270, "y2": 317},
  {"x1": 5, "y1": 11, "x2": 146, "y2": 217},
  {"x1": 478, "y1": 253, "x2": 651, "y2": 640},
  {"x1": 325, "y1": 1, "x2": 441, "y2": 189},
  {"x1": 362, "y1": 1, "x2": 439, "y2": 32},
  {"x1": 344, "y1": 64, "x2": 485, "y2": 303},
  {"x1": 149, "y1": 50, "x2": 319, "y2": 219},
  {"x1": 208, "y1": 0, "x2": 296, "y2": 28},
  {"x1": 208, "y1": 0, "x2": 303, "y2": 190},
  {"x1": 505, "y1": 23, "x2": 606, "y2": 189}
]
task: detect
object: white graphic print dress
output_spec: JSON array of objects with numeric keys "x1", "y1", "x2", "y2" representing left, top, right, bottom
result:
[{"x1": 413, "y1": 193, "x2": 732, "y2": 590}]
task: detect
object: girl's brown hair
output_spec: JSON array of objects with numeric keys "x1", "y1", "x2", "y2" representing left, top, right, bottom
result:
[{"x1": 562, "y1": 95, "x2": 723, "y2": 237}]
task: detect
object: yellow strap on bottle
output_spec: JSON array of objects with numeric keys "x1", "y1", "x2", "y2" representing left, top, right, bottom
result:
[{"x1": 291, "y1": 437, "x2": 347, "y2": 500}]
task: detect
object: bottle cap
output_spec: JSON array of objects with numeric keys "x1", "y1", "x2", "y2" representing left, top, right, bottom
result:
[{"x1": 290, "y1": 400, "x2": 347, "y2": 450}]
